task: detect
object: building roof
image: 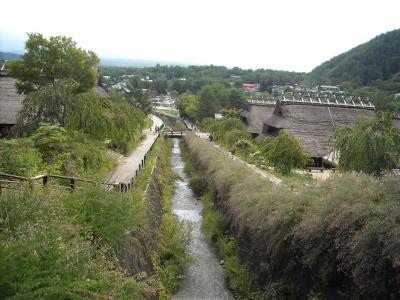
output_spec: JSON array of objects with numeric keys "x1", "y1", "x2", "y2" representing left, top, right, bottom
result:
[
  {"x1": 242, "y1": 103, "x2": 276, "y2": 134},
  {"x1": 0, "y1": 76, "x2": 24, "y2": 125},
  {"x1": 263, "y1": 102, "x2": 375, "y2": 158}
]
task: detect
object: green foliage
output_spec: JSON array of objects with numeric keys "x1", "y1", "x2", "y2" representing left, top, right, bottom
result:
[
  {"x1": 0, "y1": 138, "x2": 42, "y2": 176},
  {"x1": 197, "y1": 85, "x2": 219, "y2": 119},
  {"x1": 0, "y1": 189, "x2": 149, "y2": 299},
  {"x1": 224, "y1": 129, "x2": 252, "y2": 147},
  {"x1": 32, "y1": 124, "x2": 68, "y2": 162},
  {"x1": 264, "y1": 132, "x2": 309, "y2": 175},
  {"x1": 17, "y1": 80, "x2": 145, "y2": 154},
  {"x1": 184, "y1": 133, "x2": 400, "y2": 299},
  {"x1": 100, "y1": 64, "x2": 306, "y2": 95},
  {"x1": 177, "y1": 83, "x2": 247, "y2": 121},
  {"x1": 311, "y1": 29, "x2": 400, "y2": 85},
  {"x1": 17, "y1": 79, "x2": 79, "y2": 132},
  {"x1": 156, "y1": 214, "x2": 191, "y2": 292},
  {"x1": 334, "y1": 112, "x2": 400, "y2": 176},
  {"x1": 125, "y1": 76, "x2": 153, "y2": 115},
  {"x1": 176, "y1": 94, "x2": 199, "y2": 120},
  {"x1": 201, "y1": 118, "x2": 244, "y2": 141},
  {"x1": 8, "y1": 33, "x2": 99, "y2": 94},
  {"x1": 0, "y1": 124, "x2": 110, "y2": 177}
]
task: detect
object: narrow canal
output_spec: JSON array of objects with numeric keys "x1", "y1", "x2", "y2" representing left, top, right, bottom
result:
[{"x1": 171, "y1": 138, "x2": 233, "y2": 300}]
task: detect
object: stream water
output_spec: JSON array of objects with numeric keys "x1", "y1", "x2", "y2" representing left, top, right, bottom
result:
[{"x1": 171, "y1": 139, "x2": 233, "y2": 300}]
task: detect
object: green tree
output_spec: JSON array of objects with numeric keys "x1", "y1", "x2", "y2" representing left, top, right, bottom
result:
[
  {"x1": 265, "y1": 132, "x2": 309, "y2": 175},
  {"x1": 125, "y1": 76, "x2": 152, "y2": 115},
  {"x1": 227, "y1": 88, "x2": 247, "y2": 109},
  {"x1": 334, "y1": 113, "x2": 400, "y2": 176},
  {"x1": 152, "y1": 78, "x2": 168, "y2": 94},
  {"x1": 197, "y1": 85, "x2": 219, "y2": 119},
  {"x1": 17, "y1": 79, "x2": 80, "y2": 133},
  {"x1": 8, "y1": 33, "x2": 99, "y2": 94}
]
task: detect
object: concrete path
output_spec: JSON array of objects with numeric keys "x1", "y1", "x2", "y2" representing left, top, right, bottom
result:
[{"x1": 105, "y1": 115, "x2": 163, "y2": 185}]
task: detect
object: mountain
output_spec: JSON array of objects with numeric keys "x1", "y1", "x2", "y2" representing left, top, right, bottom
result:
[
  {"x1": 311, "y1": 29, "x2": 400, "y2": 85},
  {"x1": 0, "y1": 52, "x2": 21, "y2": 60}
]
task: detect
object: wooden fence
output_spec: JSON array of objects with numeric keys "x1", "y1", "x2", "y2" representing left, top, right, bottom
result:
[{"x1": 0, "y1": 133, "x2": 162, "y2": 194}]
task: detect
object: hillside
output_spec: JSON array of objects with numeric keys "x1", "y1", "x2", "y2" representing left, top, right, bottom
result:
[
  {"x1": 311, "y1": 28, "x2": 400, "y2": 85},
  {"x1": 0, "y1": 51, "x2": 20, "y2": 60}
]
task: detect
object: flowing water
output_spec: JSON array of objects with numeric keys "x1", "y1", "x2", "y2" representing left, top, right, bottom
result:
[{"x1": 171, "y1": 139, "x2": 233, "y2": 300}]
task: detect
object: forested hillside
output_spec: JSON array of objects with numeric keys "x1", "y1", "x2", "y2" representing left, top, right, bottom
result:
[{"x1": 311, "y1": 29, "x2": 400, "y2": 85}]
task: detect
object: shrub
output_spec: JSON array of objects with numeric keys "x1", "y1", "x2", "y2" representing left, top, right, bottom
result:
[{"x1": 265, "y1": 132, "x2": 309, "y2": 174}]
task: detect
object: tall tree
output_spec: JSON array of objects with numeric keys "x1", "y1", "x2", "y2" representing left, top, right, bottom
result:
[
  {"x1": 334, "y1": 113, "x2": 400, "y2": 176},
  {"x1": 197, "y1": 85, "x2": 219, "y2": 119},
  {"x1": 8, "y1": 33, "x2": 99, "y2": 94},
  {"x1": 125, "y1": 76, "x2": 152, "y2": 115}
]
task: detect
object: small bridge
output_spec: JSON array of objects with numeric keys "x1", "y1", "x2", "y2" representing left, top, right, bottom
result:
[{"x1": 163, "y1": 130, "x2": 186, "y2": 138}]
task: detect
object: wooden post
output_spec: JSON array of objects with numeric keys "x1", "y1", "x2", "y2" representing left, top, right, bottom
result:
[
  {"x1": 0, "y1": 181, "x2": 2, "y2": 196},
  {"x1": 70, "y1": 178, "x2": 76, "y2": 191},
  {"x1": 43, "y1": 175, "x2": 49, "y2": 187}
]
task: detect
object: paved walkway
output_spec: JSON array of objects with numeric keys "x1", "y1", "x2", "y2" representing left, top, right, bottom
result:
[{"x1": 105, "y1": 115, "x2": 163, "y2": 185}]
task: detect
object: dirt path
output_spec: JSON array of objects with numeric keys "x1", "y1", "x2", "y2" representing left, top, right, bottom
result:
[
  {"x1": 171, "y1": 138, "x2": 233, "y2": 300},
  {"x1": 105, "y1": 115, "x2": 163, "y2": 185}
]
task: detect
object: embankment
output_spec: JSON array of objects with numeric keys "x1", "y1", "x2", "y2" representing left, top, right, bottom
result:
[
  {"x1": 184, "y1": 133, "x2": 400, "y2": 299},
  {"x1": 0, "y1": 138, "x2": 189, "y2": 299}
]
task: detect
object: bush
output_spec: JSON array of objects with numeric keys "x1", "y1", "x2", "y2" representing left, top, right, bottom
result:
[
  {"x1": 264, "y1": 132, "x2": 309, "y2": 174},
  {"x1": 0, "y1": 188, "x2": 148, "y2": 299},
  {"x1": 0, "y1": 138, "x2": 42, "y2": 176}
]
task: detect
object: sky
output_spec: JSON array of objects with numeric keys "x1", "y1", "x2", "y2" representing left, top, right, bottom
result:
[{"x1": 1, "y1": 0, "x2": 399, "y2": 72}]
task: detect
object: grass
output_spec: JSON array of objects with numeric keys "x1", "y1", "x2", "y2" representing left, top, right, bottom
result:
[
  {"x1": 184, "y1": 132, "x2": 400, "y2": 300},
  {"x1": 155, "y1": 108, "x2": 179, "y2": 116},
  {"x1": 0, "y1": 136, "x2": 191, "y2": 299}
]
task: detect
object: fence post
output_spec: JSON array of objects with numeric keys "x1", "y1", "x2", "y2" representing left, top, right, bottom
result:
[
  {"x1": 0, "y1": 181, "x2": 2, "y2": 196},
  {"x1": 70, "y1": 178, "x2": 76, "y2": 191},
  {"x1": 43, "y1": 174, "x2": 49, "y2": 187}
]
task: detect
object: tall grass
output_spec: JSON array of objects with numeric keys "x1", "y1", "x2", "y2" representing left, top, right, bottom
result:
[
  {"x1": 184, "y1": 133, "x2": 400, "y2": 299},
  {"x1": 0, "y1": 138, "x2": 190, "y2": 299}
]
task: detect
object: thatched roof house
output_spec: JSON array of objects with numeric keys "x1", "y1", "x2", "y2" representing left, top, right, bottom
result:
[
  {"x1": 263, "y1": 101, "x2": 375, "y2": 159},
  {"x1": 241, "y1": 101, "x2": 276, "y2": 135},
  {"x1": 0, "y1": 75, "x2": 24, "y2": 135}
]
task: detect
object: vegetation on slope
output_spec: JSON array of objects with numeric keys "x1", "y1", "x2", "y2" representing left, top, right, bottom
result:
[
  {"x1": 311, "y1": 29, "x2": 400, "y2": 85},
  {"x1": 0, "y1": 138, "x2": 190, "y2": 299},
  {"x1": 184, "y1": 133, "x2": 400, "y2": 299}
]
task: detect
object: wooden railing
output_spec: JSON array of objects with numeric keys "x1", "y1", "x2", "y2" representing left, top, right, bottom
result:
[
  {"x1": 0, "y1": 171, "x2": 120, "y2": 195},
  {"x1": 0, "y1": 133, "x2": 162, "y2": 194}
]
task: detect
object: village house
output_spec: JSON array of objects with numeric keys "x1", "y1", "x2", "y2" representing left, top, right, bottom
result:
[
  {"x1": 241, "y1": 83, "x2": 258, "y2": 93},
  {"x1": 0, "y1": 65, "x2": 24, "y2": 137},
  {"x1": 242, "y1": 94, "x2": 380, "y2": 166}
]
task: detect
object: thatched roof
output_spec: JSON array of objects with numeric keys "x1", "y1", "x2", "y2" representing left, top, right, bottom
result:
[
  {"x1": 242, "y1": 103, "x2": 276, "y2": 134},
  {"x1": 0, "y1": 76, "x2": 24, "y2": 125},
  {"x1": 263, "y1": 102, "x2": 375, "y2": 158}
]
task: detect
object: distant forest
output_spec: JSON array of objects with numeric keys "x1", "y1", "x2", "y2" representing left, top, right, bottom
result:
[{"x1": 99, "y1": 64, "x2": 307, "y2": 94}]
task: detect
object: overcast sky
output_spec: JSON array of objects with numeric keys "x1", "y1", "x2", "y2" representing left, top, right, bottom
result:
[{"x1": 1, "y1": 0, "x2": 399, "y2": 72}]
